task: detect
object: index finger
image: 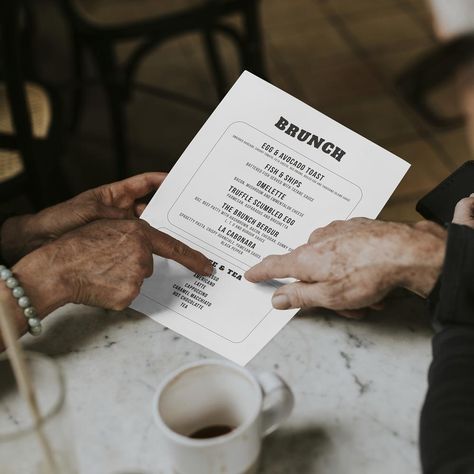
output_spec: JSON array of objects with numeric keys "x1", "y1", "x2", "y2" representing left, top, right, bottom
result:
[
  {"x1": 245, "y1": 246, "x2": 319, "y2": 283},
  {"x1": 144, "y1": 225, "x2": 213, "y2": 276},
  {"x1": 102, "y1": 173, "x2": 167, "y2": 207}
]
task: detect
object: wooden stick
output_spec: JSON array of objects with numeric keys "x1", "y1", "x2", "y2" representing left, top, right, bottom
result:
[{"x1": 0, "y1": 297, "x2": 59, "y2": 474}]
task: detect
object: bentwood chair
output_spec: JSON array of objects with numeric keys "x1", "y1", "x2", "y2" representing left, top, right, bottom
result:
[
  {"x1": 57, "y1": 0, "x2": 266, "y2": 179},
  {"x1": 0, "y1": 0, "x2": 66, "y2": 209}
]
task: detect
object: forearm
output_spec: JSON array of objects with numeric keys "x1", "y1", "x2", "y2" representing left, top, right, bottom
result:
[
  {"x1": 420, "y1": 224, "x2": 474, "y2": 472},
  {"x1": 420, "y1": 327, "x2": 474, "y2": 472}
]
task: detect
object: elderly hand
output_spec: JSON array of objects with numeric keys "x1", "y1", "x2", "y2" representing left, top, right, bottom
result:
[
  {"x1": 12, "y1": 218, "x2": 213, "y2": 316},
  {"x1": 453, "y1": 193, "x2": 474, "y2": 228},
  {"x1": 245, "y1": 218, "x2": 446, "y2": 316},
  {"x1": 1, "y1": 173, "x2": 166, "y2": 264}
]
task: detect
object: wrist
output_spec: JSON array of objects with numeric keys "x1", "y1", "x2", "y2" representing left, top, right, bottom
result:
[
  {"x1": 397, "y1": 226, "x2": 446, "y2": 297},
  {"x1": 1, "y1": 214, "x2": 41, "y2": 265},
  {"x1": 12, "y1": 245, "x2": 71, "y2": 319}
]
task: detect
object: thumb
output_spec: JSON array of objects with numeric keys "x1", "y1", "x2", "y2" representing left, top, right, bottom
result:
[
  {"x1": 271, "y1": 281, "x2": 341, "y2": 310},
  {"x1": 134, "y1": 202, "x2": 147, "y2": 217}
]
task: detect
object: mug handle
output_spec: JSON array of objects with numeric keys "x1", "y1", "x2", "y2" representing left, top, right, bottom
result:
[{"x1": 256, "y1": 372, "x2": 294, "y2": 436}]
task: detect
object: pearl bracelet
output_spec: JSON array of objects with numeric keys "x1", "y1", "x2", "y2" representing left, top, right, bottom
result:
[{"x1": 0, "y1": 265, "x2": 41, "y2": 336}]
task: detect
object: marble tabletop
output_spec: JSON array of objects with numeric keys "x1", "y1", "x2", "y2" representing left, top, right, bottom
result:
[{"x1": 21, "y1": 290, "x2": 433, "y2": 474}]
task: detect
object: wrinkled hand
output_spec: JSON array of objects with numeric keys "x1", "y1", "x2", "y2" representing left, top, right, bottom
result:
[
  {"x1": 245, "y1": 218, "x2": 446, "y2": 317},
  {"x1": 453, "y1": 193, "x2": 474, "y2": 228},
  {"x1": 2, "y1": 173, "x2": 166, "y2": 264},
  {"x1": 13, "y1": 219, "x2": 213, "y2": 314}
]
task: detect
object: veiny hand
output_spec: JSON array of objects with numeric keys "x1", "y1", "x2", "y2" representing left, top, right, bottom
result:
[
  {"x1": 13, "y1": 219, "x2": 213, "y2": 314},
  {"x1": 1, "y1": 173, "x2": 166, "y2": 264},
  {"x1": 245, "y1": 218, "x2": 446, "y2": 317},
  {"x1": 453, "y1": 193, "x2": 474, "y2": 228}
]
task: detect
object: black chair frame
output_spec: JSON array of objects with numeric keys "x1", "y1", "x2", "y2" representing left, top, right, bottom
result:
[
  {"x1": 57, "y1": 0, "x2": 266, "y2": 178},
  {"x1": 0, "y1": 0, "x2": 67, "y2": 209}
]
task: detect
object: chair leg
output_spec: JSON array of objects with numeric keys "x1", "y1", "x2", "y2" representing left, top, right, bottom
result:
[
  {"x1": 89, "y1": 42, "x2": 129, "y2": 179},
  {"x1": 241, "y1": 0, "x2": 266, "y2": 78},
  {"x1": 70, "y1": 32, "x2": 86, "y2": 133},
  {"x1": 202, "y1": 29, "x2": 228, "y2": 99}
]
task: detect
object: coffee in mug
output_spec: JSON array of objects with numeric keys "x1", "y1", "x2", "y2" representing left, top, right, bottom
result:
[{"x1": 153, "y1": 359, "x2": 294, "y2": 474}]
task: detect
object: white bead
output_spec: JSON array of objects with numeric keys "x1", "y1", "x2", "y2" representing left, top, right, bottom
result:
[
  {"x1": 0, "y1": 269, "x2": 12, "y2": 280},
  {"x1": 0, "y1": 265, "x2": 6, "y2": 272},
  {"x1": 24, "y1": 306, "x2": 36, "y2": 318},
  {"x1": 6, "y1": 277, "x2": 18, "y2": 289},
  {"x1": 29, "y1": 325, "x2": 42, "y2": 336},
  {"x1": 18, "y1": 296, "x2": 30, "y2": 308},
  {"x1": 12, "y1": 286, "x2": 24, "y2": 298},
  {"x1": 28, "y1": 317, "x2": 41, "y2": 328}
]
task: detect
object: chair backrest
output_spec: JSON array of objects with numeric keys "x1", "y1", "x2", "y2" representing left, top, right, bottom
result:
[{"x1": 0, "y1": 0, "x2": 45, "y2": 207}]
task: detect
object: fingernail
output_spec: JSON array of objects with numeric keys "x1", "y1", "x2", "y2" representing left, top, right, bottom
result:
[
  {"x1": 205, "y1": 263, "x2": 214, "y2": 276},
  {"x1": 272, "y1": 294, "x2": 290, "y2": 310}
]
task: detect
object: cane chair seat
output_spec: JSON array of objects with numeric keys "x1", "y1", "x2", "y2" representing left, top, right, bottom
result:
[
  {"x1": 0, "y1": 83, "x2": 51, "y2": 183},
  {"x1": 74, "y1": 0, "x2": 214, "y2": 27}
]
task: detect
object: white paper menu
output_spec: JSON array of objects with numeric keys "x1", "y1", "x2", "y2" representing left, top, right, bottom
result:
[{"x1": 131, "y1": 71, "x2": 410, "y2": 365}]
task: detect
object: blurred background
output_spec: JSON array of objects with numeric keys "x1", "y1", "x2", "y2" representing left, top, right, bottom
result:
[{"x1": 0, "y1": 0, "x2": 471, "y2": 221}]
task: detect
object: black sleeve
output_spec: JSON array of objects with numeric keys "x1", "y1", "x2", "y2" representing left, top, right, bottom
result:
[{"x1": 420, "y1": 224, "x2": 474, "y2": 473}]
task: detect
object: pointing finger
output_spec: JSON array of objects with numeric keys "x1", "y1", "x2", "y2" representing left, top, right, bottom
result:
[
  {"x1": 144, "y1": 225, "x2": 213, "y2": 276},
  {"x1": 245, "y1": 245, "x2": 323, "y2": 283},
  {"x1": 245, "y1": 253, "x2": 295, "y2": 282}
]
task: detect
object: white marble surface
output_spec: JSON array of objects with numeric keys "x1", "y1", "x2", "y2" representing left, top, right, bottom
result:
[{"x1": 20, "y1": 291, "x2": 433, "y2": 474}]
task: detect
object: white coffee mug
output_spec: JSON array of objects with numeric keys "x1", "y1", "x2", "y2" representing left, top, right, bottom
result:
[{"x1": 153, "y1": 359, "x2": 294, "y2": 474}]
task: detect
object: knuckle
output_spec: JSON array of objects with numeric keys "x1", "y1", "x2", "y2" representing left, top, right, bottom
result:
[
  {"x1": 456, "y1": 197, "x2": 474, "y2": 209},
  {"x1": 294, "y1": 246, "x2": 312, "y2": 266},
  {"x1": 116, "y1": 284, "x2": 140, "y2": 309},
  {"x1": 89, "y1": 200, "x2": 102, "y2": 216},
  {"x1": 321, "y1": 281, "x2": 343, "y2": 308},
  {"x1": 309, "y1": 227, "x2": 324, "y2": 240},
  {"x1": 170, "y1": 241, "x2": 188, "y2": 258},
  {"x1": 291, "y1": 286, "x2": 311, "y2": 308},
  {"x1": 295, "y1": 250, "x2": 308, "y2": 268},
  {"x1": 139, "y1": 261, "x2": 152, "y2": 279}
]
